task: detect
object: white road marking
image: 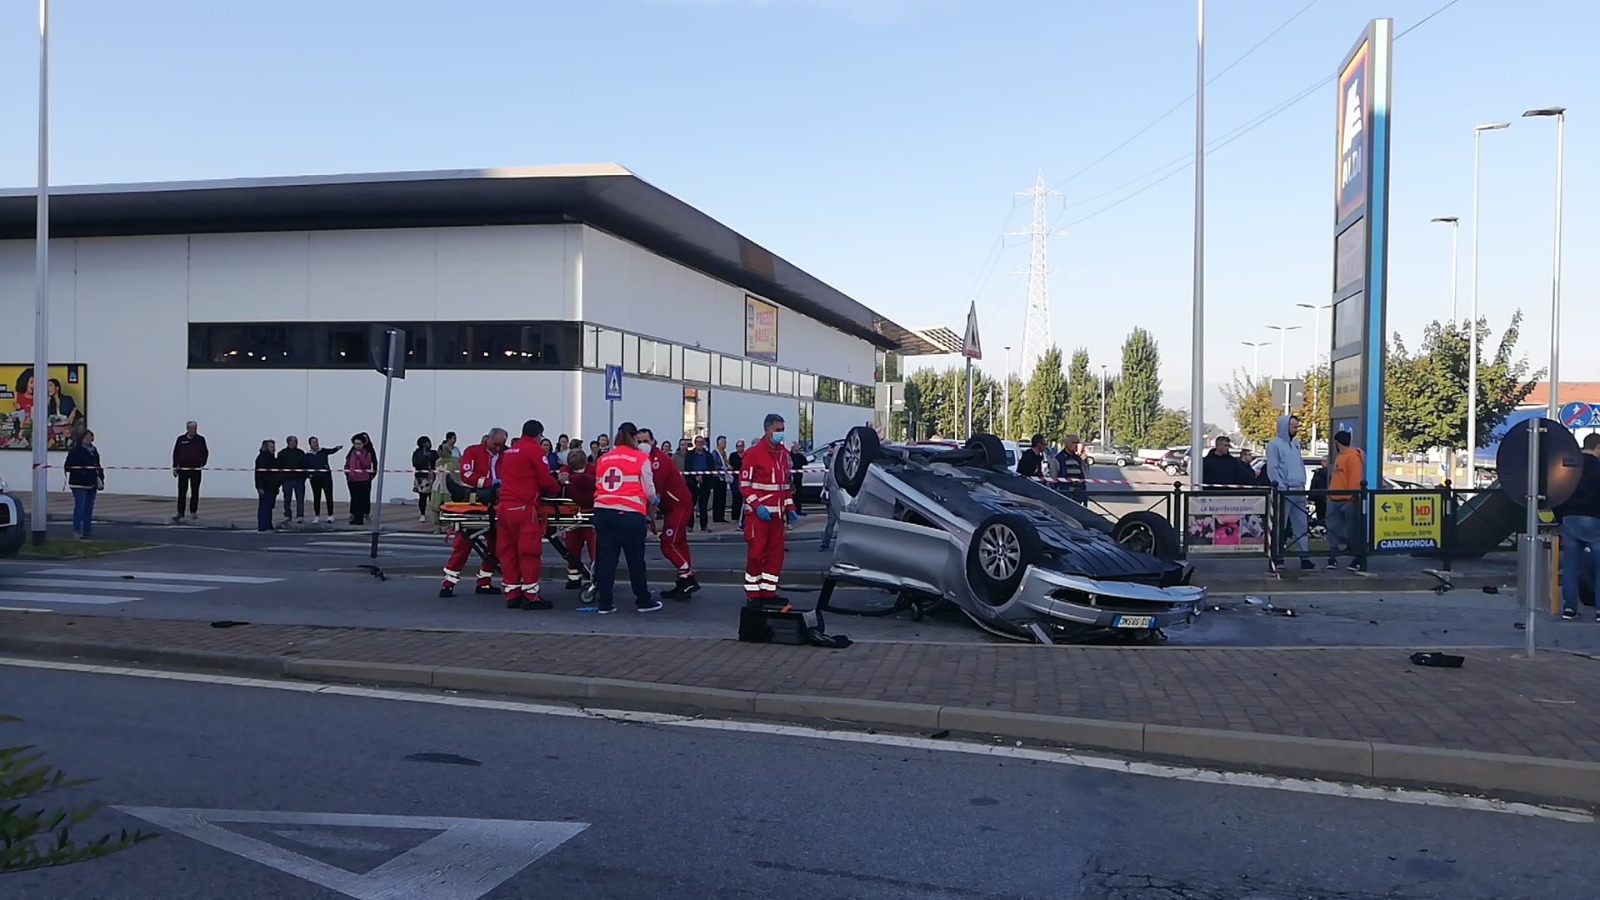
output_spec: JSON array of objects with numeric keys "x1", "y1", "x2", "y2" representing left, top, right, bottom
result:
[
  {"x1": 116, "y1": 806, "x2": 587, "y2": 900},
  {"x1": 0, "y1": 576, "x2": 213, "y2": 594},
  {"x1": 0, "y1": 606, "x2": 52, "y2": 614},
  {"x1": 26, "y1": 568, "x2": 281, "y2": 585},
  {"x1": 3, "y1": 656, "x2": 1591, "y2": 826},
  {"x1": 0, "y1": 590, "x2": 143, "y2": 606}
]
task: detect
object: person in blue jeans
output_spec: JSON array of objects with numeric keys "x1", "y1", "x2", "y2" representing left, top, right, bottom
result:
[
  {"x1": 1556, "y1": 432, "x2": 1600, "y2": 621},
  {"x1": 64, "y1": 430, "x2": 103, "y2": 539}
]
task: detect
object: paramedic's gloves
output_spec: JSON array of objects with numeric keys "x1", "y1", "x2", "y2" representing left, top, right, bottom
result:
[
  {"x1": 786, "y1": 510, "x2": 799, "y2": 527},
  {"x1": 755, "y1": 506, "x2": 772, "y2": 523},
  {"x1": 491, "y1": 479, "x2": 502, "y2": 488}
]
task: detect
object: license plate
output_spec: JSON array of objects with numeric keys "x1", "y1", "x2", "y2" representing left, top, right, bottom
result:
[{"x1": 1113, "y1": 615, "x2": 1154, "y2": 629}]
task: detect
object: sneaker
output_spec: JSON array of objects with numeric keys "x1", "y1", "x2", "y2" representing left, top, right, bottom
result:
[
  {"x1": 505, "y1": 594, "x2": 523, "y2": 609},
  {"x1": 1562, "y1": 607, "x2": 1578, "y2": 620},
  {"x1": 1299, "y1": 559, "x2": 1316, "y2": 571},
  {"x1": 563, "y1": 578, "x2": 583, "y2": 591},
  {"x1": 661, "y1": 581, "x2": 692, "y2": 601},
  {"x1": 636, "y1": 600, "x2": 665, "y2": 613},
  {"x1": 597, "y1": 606, "x2": 617, "y2": 615},
  {"x1": 684, "y1": 575, "x2": 701, "y2": 595},
  {"x1": 439, "y1": 584, "x2": 455, "y2": 599},
  {"x1": 1348, "y1": 562, "x2": 1367, "y2": 574},
  {"x1": 1325, "y1": 560, "x2": 1338, "y2": 570},
  {"x1": 521, "y1": 596, "x2": 553, "y2": 611},
  {"x1": 419, "y1": 515, "x2": 428, "y2": 523},
  {"x1": 474, "y1": 584, "x2": 500, "y2": 596}
]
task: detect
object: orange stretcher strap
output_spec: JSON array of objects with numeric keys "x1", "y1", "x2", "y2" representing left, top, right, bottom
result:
[{"x1": 441, "y1": 502, "x2": 489, "y2": 514}]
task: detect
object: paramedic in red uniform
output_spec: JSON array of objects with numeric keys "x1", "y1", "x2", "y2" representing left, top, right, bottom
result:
[
  {"x1": 495, "y1": 419, "x2": 562, "y2": 610},
  {"x1": 740, "y1": 413, "x2": 797, "y2": 603},
  {"x1": 439, "y1": 428, "x2": 507, "y2": 598},
  {"x1": 638, "y1": 428, "x2": 700, "y2": 600},
  {"x1": 591, "y1": 422, "x2": 663, "y2": 614},
  {"x1": 561, "y1": 448, "x2": 597, "y2": 590}
]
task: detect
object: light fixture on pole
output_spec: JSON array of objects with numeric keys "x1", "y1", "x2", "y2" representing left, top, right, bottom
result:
[
  {"x1": 1002, "y1": 344, "x2": 1012, "y2": 437},
  {"x1": 1099, "y1": 364, "x2": 1108, "y2": 446},
  {"x1": 1467, "y1": 122, "x2": 1509, "y2": 471},
  {"x1": 1295, "y1": 303, "x2": 1331, "y2": 447},
  {"x1": 1430, "y1": 216, "x2": 1460, "y2": 322},
  {"x1": 1264, "y1": 325, "x2": 1301, "y2": 378},
  {"x1": 29, "y1": 0, "x2": 50, "y2": 547},
  {"x1": 1523, "y1": 106, "x2": 1566, "y2": 418},
  {"x1": 1188, "y1": 0, "x2": 1207, "y2": 489},
  {"x1": 1240, "y1": 341, "x2": 1269, "y2": 382}
]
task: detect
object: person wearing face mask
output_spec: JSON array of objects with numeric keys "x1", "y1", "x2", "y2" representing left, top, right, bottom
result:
[
  {"x1": 440, "y1": 428, "x2": 508, "y2": 598},
  {"x1": 739, "y1": 413, "x2": 798, "y2": 603},
  {"x1": 638, "y1": 427, "x2": 699, "y2": 600}
]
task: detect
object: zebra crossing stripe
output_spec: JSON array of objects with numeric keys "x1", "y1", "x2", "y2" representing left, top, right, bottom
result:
[
  {"x1": 0, "y1": 577, "x2": 211, "y2": 594},
  {"x1": 0, "y1": 590, "x2": 142, "y2": 606},
  {"x1": 25, "y1": 569, "x2": 281, "y2": 585}
]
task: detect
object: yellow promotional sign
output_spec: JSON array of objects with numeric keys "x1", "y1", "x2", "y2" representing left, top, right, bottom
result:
[
  {"x1": 0, "y1": 364, "x2": 89, "y2": 452},
  {"x1": 1372, "y1": 492, "x2": 1440, "y2": 551}
]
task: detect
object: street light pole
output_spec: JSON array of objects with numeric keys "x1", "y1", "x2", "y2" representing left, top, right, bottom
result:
[
  {"x1": 1188, "y1": 0, "x2": 1206, "y2": 489},
  {"x1": 1467, "y1": 123, "x2": 1509, "y2": 470},
  {"x1": 1523, "y1": 107, "x2": 1566, "y2": 418},
  {"x1": 1099, "y1": 364, "x2": 1108, "y2": 445},
  {"x1": 29, "y1": 0, "x2": 50, "y2": 546},
  {"x1": 1430, "y1": 216, "x2": 1460, "y2": 322},
  {"x1": 1240, "y1": 341, "x2": 1269, "y2": 382},
  {"x1": 1264, "y1": 325, "x2": 1301, "y2": 379},
  {"x1": 1296, "y1": 303, "x2": 1331, "y2": 448},
  {"x1": 1002, "y1": 344, "x2": 1011, "y2": 437}
]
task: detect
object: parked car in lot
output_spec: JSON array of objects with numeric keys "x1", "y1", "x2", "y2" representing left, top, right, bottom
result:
[
  {"x1": 1136, "y1": 448, "x2": 1167, "y2": 467},
  {"x1": 0, "y1": 475, "x2": 26, "y2": 558},
  {"x1": 1083, "y1": 445, "x2": 1134, "y2": 467},
  {"x1": 824, "y1": 428, "x2": 1201, "y2": 645},
  {"x1": 1159, "y1": 449, "x2": 1190, "y2": 477}
]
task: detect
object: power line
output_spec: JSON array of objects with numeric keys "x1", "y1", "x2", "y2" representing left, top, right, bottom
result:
[
  {"x1": 1053, "y1": 0, "x2": 1323, "y2": 190},
  {"x1": 1057, "y1": 0, "x2": 1464, "y2": 229}
]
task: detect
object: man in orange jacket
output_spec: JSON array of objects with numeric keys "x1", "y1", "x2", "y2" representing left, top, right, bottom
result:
[
  {"x1": 496, "y1": 420, "x2": 562, "y2": 610},
  {"x1": 740, "y1": 413, "x2": 796, "y2": 603},
  {"x1": 1325, "y1": 430, "x2": 1366, "y2": 572}
]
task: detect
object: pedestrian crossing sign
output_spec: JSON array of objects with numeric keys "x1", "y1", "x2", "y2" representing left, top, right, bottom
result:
[
  {"x1": 604, "y1": 365, "x2": 623, "y2": 401},
  {"x1": 961, "y1": 302, "x2": 982, "y2": 360}
]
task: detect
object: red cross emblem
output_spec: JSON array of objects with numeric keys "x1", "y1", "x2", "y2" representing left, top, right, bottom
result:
[{"x1": 601, "y1": 467, "x2": 626, "y2": 491}]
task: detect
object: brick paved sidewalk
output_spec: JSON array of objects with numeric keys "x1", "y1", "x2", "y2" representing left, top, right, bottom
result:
[{"x1": 2, "y1": 610, "x2": 1595, "y2": 764}]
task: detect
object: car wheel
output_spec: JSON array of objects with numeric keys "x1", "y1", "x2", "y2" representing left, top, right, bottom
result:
[
  {"x1": 1112, "y1": 510, "x2": 1181, "y2": 561},
  {"x1": 1117, "y1": 456, "x2": 1130, "y2": 467},
  {"x1": 834, "y1": 426, "x2": 881, "y2": 496},
  {"x1": 1082, "y1": 455, "x2": 1096, "y2": 467},
  {"x1": 964, "y1": 433, "x2": 1009, "y2": 471},
  {"x1": 1163, "y1": 464, "x2": 1178, "y2": 476},
  {"x1": 965, "y1": 514, "x2": 1042, "y2": 606}
]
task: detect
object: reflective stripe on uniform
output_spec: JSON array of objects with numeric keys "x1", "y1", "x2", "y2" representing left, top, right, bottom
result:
[
  {"x1": 747, "y1": 482, "x2": 788, "y2": 491},
  {"x1": 443, "y1": 568, "x2": 461, "y2": 583}
]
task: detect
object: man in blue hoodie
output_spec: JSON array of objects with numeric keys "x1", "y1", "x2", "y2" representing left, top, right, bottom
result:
[{"x1": 1267, "y1": 414, "x2": 1313, "y2": 571}]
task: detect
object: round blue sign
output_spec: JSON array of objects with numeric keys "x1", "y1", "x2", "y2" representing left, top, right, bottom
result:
[{"x1": 1559, "y1": 401, "x2": 1592, "y2": 429}]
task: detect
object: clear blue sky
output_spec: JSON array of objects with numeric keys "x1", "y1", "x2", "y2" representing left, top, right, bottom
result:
[{"x1": 0, "y1": 0, "x2": 1591, "y2": 424}]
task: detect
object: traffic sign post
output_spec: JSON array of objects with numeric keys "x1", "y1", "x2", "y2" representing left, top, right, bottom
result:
[
  {"x1": 604, "y1": 364, "x2": 623, "y2": 438},
  {"x1": 961, "y1": 302, "x2": 982, "y2": 438},
  {"x1": 369, "y1": 326, "x2": 405, "y2": 560}
]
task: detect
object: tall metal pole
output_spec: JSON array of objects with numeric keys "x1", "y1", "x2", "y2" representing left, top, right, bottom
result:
[
  {"x1": 1467, "y1": 123, "x2": 1508, "y2": 475},
  {"x1": 1188, "y1": 0, "x2": 1206, "y2": 489},
  {"x1": 1099, "y1": 364, "x2": 1108, "y2": 445},
  {"x1": 1297, "y1": 303, "x2": 1330, "y2": 448},
  {"x1": 1537, "y1": 111, "x2": 1566, "y2": 418},
  {"x1": 1522, "y1": 419, "x2": 1540, "y2": 658},
  {"x1": 965, "y1": 358, "x2": 974, "y2": 438},
  {"x1": 368, "y1": 328, "x2": 400, "y2": 559},
  {"x1": 1003, "y1": 345, "x2": 1011, "y2": 437},
  {"x1": 29, "y1": 0, "x2": 51, "y2": 546}
]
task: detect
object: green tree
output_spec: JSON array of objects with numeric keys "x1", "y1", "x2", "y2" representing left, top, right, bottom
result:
[
  {"x1": 1064, "y1": 348, "x2": 1100, "y2": 443},
  {"x1": 1222, "y1": 370, "x2": 1275, "y2": 444},
  {"x1": 1146, "y1": 408, "x2": 1192, "y2": 448},
  {"x1": 1001, "y1": 374, "x2": 1026, "y2": 440},
  {"x1": 1110, "y1": 328, "x2": 1162, "y2": 447},
  {"x1": 1385, "y1": 314, "x2": 1540, "y2": 452},
  {"x1": 1019, "y1": 347, "x2": 1070, "y2": 441},
  {"x1": 1296, "y1": 362, "x2": 1331, "y2": 442},
  {"x1": 902, "y1": 366, "x2": 1002, "y2": 440}
]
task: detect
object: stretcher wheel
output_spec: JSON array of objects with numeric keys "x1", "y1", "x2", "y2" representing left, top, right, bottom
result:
[{"x1": 581, "y1": 584, "x2": 597, "y2": 603}]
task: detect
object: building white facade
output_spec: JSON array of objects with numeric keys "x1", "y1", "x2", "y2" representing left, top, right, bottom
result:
[{"x1": 0, "y1": 166, "x2": 930, "y2": 500}]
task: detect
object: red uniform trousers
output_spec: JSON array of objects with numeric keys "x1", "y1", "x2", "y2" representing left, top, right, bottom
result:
[
  {"x1": 743, "y1": 515, "x2": 786, "y2": 601},
  {"x1": 561, "y1": 525, "x2": 597, "y2": 580},
  {"x1": 495, "y1": 502, "x2": 544, "y2": 602},
  {"x1": 443, "y1": 527, "x2": 497, "y2": 589},
  {"x1": 660, "y1": 505, "x2": 694, "y2": 577}
]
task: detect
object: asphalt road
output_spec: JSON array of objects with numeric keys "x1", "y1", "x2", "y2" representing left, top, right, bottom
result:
[
  {"x1": 3, "y1": 528, "x2": 1596, "y2": 652},
  {"x1": 5, "y1": 665, "x2": 1594, "y2": 899}
]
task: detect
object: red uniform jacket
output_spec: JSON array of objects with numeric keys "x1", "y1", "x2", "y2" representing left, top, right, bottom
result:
[
  {"x1": 649, "y1": 448, "x2": 693, "y2": 513},
  {"x1": 460, "y1": 442, "x2": 499, "y2": 491},
  {"x1": 497, "y1": 438, "x2": 561, "y2": 506},
  {"x1": 563, "y1": 468, "x2": 597, "y2": 510},
  {"x1": 739, "y1": 439, "x2": 793, "y2": 517}
]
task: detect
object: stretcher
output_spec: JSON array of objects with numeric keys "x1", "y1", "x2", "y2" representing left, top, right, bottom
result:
[{"x1": 438, "y1": 499, "x2": 597, "y2": 602}]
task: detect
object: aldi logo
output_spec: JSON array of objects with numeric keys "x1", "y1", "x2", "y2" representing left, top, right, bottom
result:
[{"x1": 1336, "y1": 40, "x2": 1370, "y2": 222}]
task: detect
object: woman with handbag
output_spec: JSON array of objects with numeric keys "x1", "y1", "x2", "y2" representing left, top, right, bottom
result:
[
  {"x1": 65, "y1": 430, "x2": 103, "y2": 540},
  {"x1": 412, "y1": 435, "x2": 439, "y2": 523},
  {"x1": 344, "y1": 434, "x2": 377, "y2": 525}
]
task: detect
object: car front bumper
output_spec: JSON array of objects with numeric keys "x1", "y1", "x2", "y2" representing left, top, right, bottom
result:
[
  {"x1": 0, "y1": 494, "x2": 26, "y2": 557},
  {"x1": 1014, "y1": 568, "x2": 1204, "y2": 633}
]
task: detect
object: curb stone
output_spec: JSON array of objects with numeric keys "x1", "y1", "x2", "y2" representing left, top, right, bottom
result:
[{"x1": 1, "y1": 634, "x2": 1594, "y2": 808}]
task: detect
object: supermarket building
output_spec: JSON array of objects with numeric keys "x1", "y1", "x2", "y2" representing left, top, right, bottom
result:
[{"x1": 0, "y1": 164, "x2": 948, "y2": 498}]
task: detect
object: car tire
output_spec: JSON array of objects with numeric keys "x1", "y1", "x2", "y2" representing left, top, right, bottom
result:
[
  {"x1": 1112, "y1": 510, "x2": 1181, "y2": 561},
  {"x1": 1082, "y1": 455, "x2": 1096, "y2": 467},
  {"x1": 1162, "y1": 464, "x2": 1179, "y2": 476},
  {"x1": 1117, "y1": 457, "x2": 1131, "y2": 467},
  {"x1": 965, "y1": 513, "x2": 1042, "y2": 606},
  {"x1": 964, "y1": 433, "x2": 1009, "y2": 471},
  {"x1": 833, "y1": 426, "x2": 881, "y2": 496}
]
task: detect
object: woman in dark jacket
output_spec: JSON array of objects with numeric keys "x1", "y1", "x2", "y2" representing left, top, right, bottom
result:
[
  {"x1": 255, "y1": 439, "x2": 279, "y2": 532},
  {"x1": 411, "y1": 436, "x2": 438, "y2": 522},
  {"x1": 344, "y1": 434, "x2": 376, "y2": 525},
  {"x1": 65, "y1": 430, "x2": 103, "y2": 539}
]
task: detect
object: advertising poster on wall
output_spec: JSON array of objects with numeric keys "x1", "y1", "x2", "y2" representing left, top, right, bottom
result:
[
  {"x1": 1187, "y1": 494, "x2": 1267, "y2": 555},
  {"x1": 745, "y1": 295, "x2": 779, "y2": 362},
  {"x1": 0, "y1": 364, "x2": 89, "y2": 451}
]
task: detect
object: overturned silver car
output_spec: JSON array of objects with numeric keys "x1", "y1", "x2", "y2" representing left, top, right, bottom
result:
[{"x1": 821, "y1": 428, "x2": 1204, "y2": 644}]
